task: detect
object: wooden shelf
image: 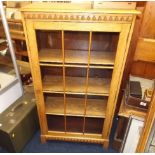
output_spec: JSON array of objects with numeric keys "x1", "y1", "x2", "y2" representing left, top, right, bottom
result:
[
  {"x1": 0, "y1": 27, "x2": 25, "y2": 41},
  {"x1": 39, "y1": 49, "x2": 115, "y2": 67},
  {"x1": 90, "y1": 51, "x2": 115, "y2": 66},
  {"x1": 40, "y1": 63, "x2": 114, "y2": 69},
  {"x1": 119, "y1": 95, "x2": 147, "y2": 118},
  {"x1": 42, "y1": 75, "x2": 110, "y2": 96},
  {"x1": 39, "y1": 49, "x2": 62, "y2": 64},
  {"x1": 45, "y1": 96, "x2": 106, "y2": 118},
  {"x1": 45, "y1": 97, "x2": 64, "y2": 115},
  {"x1": 86, "y1": 98, "x2": 107, "y2": 117}
]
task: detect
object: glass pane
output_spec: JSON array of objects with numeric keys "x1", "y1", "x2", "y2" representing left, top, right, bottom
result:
[
  {"x1": 66, "y1": 116, "x2": 84, "y2": 133},
  {"x1": 41, "y1": 66, "x2": 63, "y2": 93},
  {"x1": 45, "y1": 93, "x2": 64, "y2": 115},
  {"x1": 90, "y1": 32, "x2": 119, "y2": 67},
  {"x1": 36, "y1": 30, "x2": 62, "y2": 64},
  {"x1": 0, "y1": 18, "x2": 17, "y2": 91},
  {"x1": 65, "y1": 67, "x2": 87, "y2": 94},
  {"x1": 64, "y1": 31, "x2": 89, "y2": 65},
  {"x1": 88, "y1": 68, "x2": 112, "y2": 95},
  {"x1": 85, "y1": 117, "x2": 104, "y2": 134},
  {"x1": 86, "y1": 95, "x2": 108, "y2": 118},
  {"x1": 66, "y1": 94, "x2": 85, "y2": 116},
  {"x1": 47, "y1": 115, "x2": 65, "y2": 132}
]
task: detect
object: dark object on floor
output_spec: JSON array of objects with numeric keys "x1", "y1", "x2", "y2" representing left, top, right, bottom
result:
[
  {"x1": 0, "y1": 91, "x2": 39, "y2": 152},
  {"x1": 125, "y1": 81, "x2": 149, "y2": 110},
  {"x1": 129, "y1": 81, "x2": 142, "y2": 99}
]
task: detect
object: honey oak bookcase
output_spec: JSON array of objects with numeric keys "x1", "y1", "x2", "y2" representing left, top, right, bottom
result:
[{"x1": 21, "y1": 3, "x2": 139, "y2": 148}]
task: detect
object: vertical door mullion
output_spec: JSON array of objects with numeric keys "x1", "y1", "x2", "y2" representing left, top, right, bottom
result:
[
  {"x1": 62, "y1": 30, "x2": 67, "y2": 133},
  {"x1": 83, "y1": 31, "x2": 92, "y2": 134}
]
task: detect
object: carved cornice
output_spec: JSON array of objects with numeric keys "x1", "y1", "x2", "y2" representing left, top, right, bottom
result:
[{"x1": 24, "y1": 12, "x2": 133, "y2": 23}]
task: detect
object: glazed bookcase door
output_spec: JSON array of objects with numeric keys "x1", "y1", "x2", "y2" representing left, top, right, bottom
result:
[{"x1": 24, "y1": 20, "x2": 132, "y2": 146}]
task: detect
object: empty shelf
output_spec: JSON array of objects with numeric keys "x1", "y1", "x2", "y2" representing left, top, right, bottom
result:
[
  {"x1": 42, "y1": 75, "x2": 110, "y2": 95},
  {"x1": 39, "y1": 49, "x2": 62, "y2": 63},
  {"x1": 45, "y1": 96, "x2": 106, "y2": 118},
  {"x1": 39, "y1": 49, "x2": 115, "y2": 66},
  {"x1": 86, "y1": 98, "x2": 107, "y2": 117}
]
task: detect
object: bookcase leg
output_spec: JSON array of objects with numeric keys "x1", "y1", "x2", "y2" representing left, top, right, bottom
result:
[
  {"x1": 41, "y1": 135, "x2": 47, "y2": 144},
  {"x1": 103, "y1": 140, "x2": 109, "y2": 149}
]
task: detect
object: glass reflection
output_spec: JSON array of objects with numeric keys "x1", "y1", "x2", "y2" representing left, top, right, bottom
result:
[{"x1": 0, "y1": 13, "x2": 17, "y2": 91}]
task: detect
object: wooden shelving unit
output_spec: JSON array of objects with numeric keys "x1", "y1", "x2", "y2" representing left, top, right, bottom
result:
[
  {"x1": 21, "y1": 2, "x2": 139, "y2": 148},
  {"x1": 0, "y1": 19, "x2": 25, "y2": 40}
]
